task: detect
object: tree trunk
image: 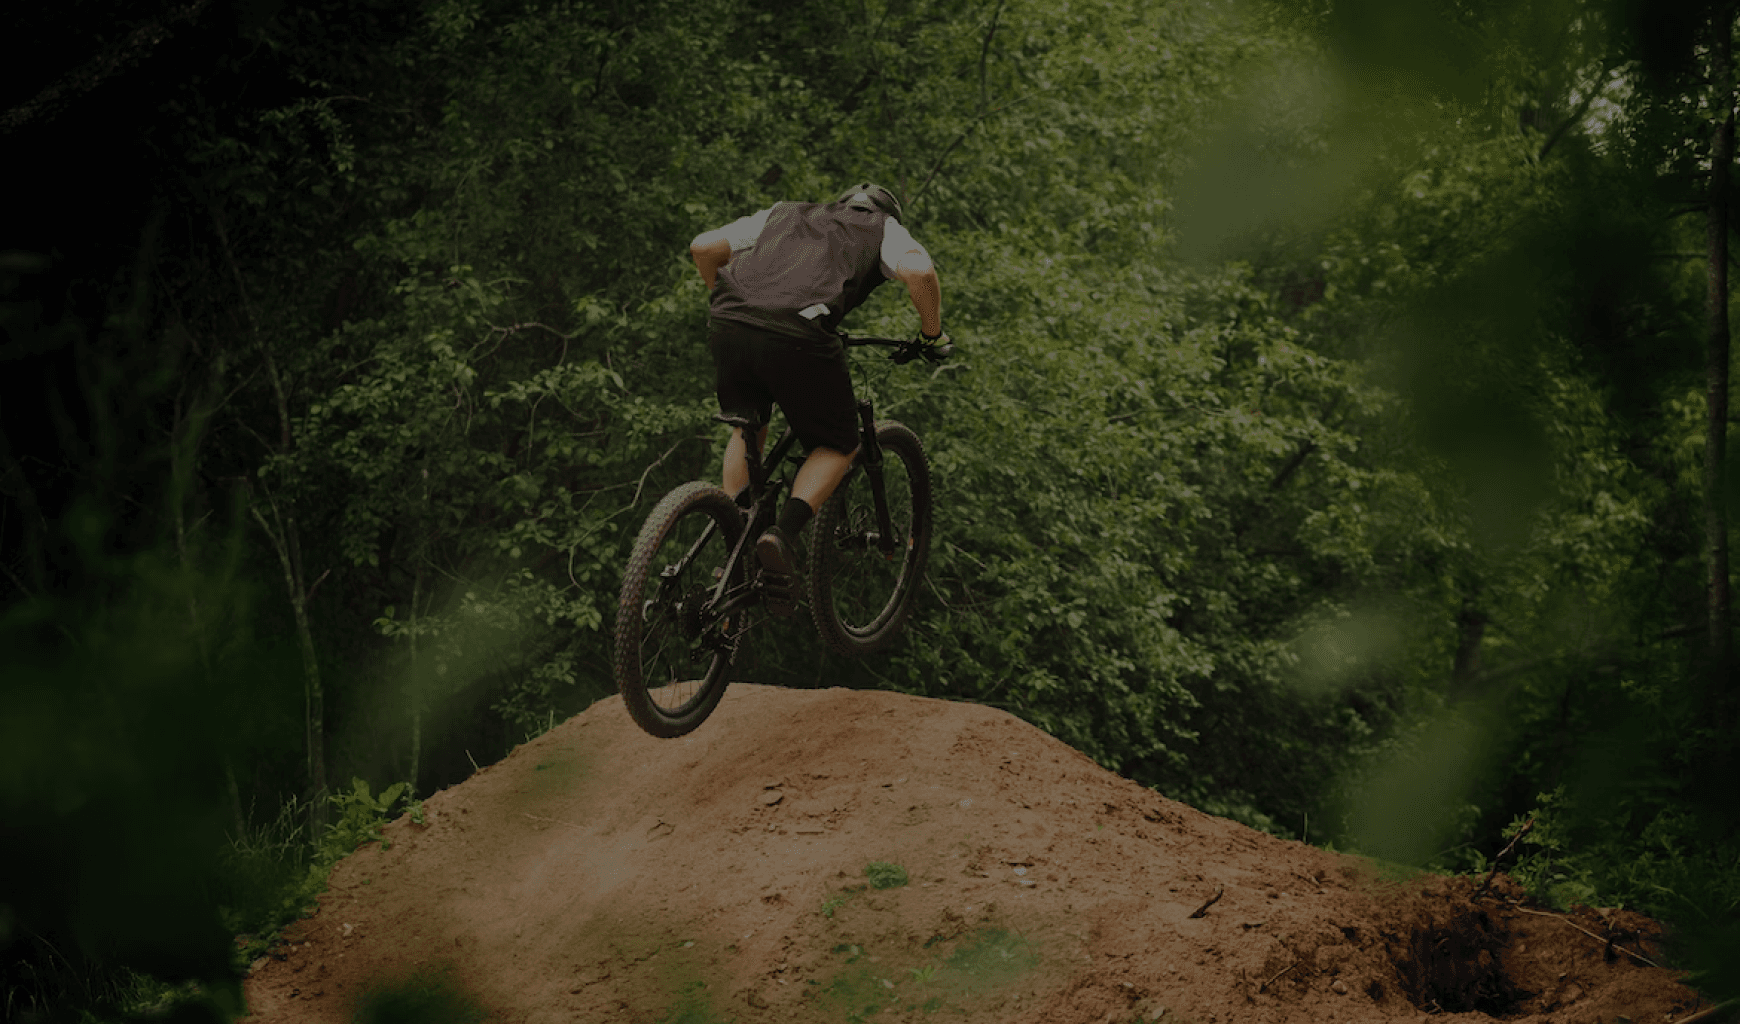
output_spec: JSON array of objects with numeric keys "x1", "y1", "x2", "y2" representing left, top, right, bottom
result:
[
  {"x1": 209, "y1": 199, "x2": 332, "y2": 833},
  {"x1": 409, "y1": 568, "x2": 423, "y2": 796},
  {"x1": 1706, "y1": 10, "x2": 1735, "y2": 734},
  {"x1": 1450, "y1": 591, "x2": 1487, "y2": 703},
  {"x1": 286, "y1": 514, "x2": 328, "y2": 836},
  {"x1": 251, "y1": 497, "x2": 328, "y2": 835},
  {"x1": 171, "y1": 387, "x2": 249, "y2": 839},
  {"x1": 292, "y1": 521, "x2": 328, "y2": 835}
]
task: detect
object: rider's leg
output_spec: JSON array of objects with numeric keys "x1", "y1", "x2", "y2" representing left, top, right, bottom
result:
[
  {"x1": 722, "y1": 425, "x2": 770, "y2": 500},
  {"x1": 789, "y1": 444, "x2": 860, "y2": 512},
  {"x1": 756, "y1": 338, "x2": 857, "y2": 573},
  {"x1": 769, "y1": 443, "x2": 863, "y2": 549}
]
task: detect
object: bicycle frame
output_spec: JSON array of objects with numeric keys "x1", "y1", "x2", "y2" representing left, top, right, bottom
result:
[
  {"x1": 692, "y1": 331, "x2": 951, "y2": 626},
  {"x1": 705, "y1": 424, "x2": 800, "y2": 621},
  {"x1": 837, "y1": 333, "x2": 949, "y2": 557}
]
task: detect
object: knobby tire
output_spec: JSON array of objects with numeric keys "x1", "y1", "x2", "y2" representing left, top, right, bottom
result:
[
  {"x1": 615, "y1": 481, "x2": 745, "y2": 737},
  {"x1": 809, "y1": 420, "x2": 932, "y2": 655}
]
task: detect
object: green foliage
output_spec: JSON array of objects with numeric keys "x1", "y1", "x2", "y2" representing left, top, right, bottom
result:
[
  {"x1": 819, "y1": 864, "x2": 907, "y2": 915},
  {"x1": 20, "y1": 0, "x2": 1740, "y2": 1008},
  {"x1": 218, "y1": 795, "x2": 311, "y2": 956},
  {"x1": 1503, "y1": 789, "x2": 1600, "y2": 911},
  {"x1": 320, "y1": 778, "x2": 418, "y2": 857},
  {"x1": 1245, "y1": 8, "x2": 1740, "y2": 999},
  {"x1": 352, "y1": 964, "x2": 487, "y2": 1024},
  {"x1": 1496, "y1": 785, "x2": 1740, "y2": 923},
  {"x1": 652, "y1": 979, "x2": 733, "y2": 1024},
  {"x1": 285, "y1": 778, "x2": 420, "y2": 902},
  {"x1": 223, "y1": 777, "x2": 421, "y2": 969},
  {"x1": 821, "y1": 887, "x2": 866, "y2": 919},
  {"x1": 0, "y1": 537, "x2": 265, "y2": 1020},
  {"x1": 864, "y1": 861, "x2": 910, "y2": 890}
]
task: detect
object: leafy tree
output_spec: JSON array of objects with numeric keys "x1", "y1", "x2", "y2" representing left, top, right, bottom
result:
[{"x1": 13, "y1": 0, "x2": 1740, "y2": 1009}]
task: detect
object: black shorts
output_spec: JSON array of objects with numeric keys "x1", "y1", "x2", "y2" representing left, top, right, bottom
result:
[{"x1": 708, "y1": 318, "x2": 861, "y2": 455}]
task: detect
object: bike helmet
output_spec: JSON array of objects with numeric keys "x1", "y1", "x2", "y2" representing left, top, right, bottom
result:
[{"x1": 836, "y1": 181, "x2": 902, "y2": 221}]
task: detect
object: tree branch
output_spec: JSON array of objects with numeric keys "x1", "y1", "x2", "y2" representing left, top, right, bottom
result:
[
  {"x1": 1508, "y1": 906, "x2": 1661, "y2": 968},
  {"x1": 1472, "y1": 817, "x2": 1533, "y2": 899},
  {"x1": 1267, "y1": 440, "x2": 1317, "y2": 492},
  {"x1": 1536, "y1": 80, "x2": 1606, "y2": 162},
  {"x1": 909, "y1": 93, "x2": 1035, "y2": 210},
  {"x1": 489, "y1": 321, "x2": 576, "y2": 341},
  {"x1": 0, "y1": 0, "x2": 215, "y2": 133},
  {"x1": 305, "y1": 567, "x2": 332, "y2": 605},
  {"x1": 1672, "y1": 999, "x2": 1740, "y2": 1024},
  {"x1": 978, "y1": 0, "x2": 1006, "y2": 113},
  {"x1": 1187, "y1": 886, "x2": 1224, "y2": 918},
  {"x1": 0, "y1": 556, "x2": 35, "y2": 601},
  {"x1": 628, "y1": 440, "x2": 686, "y2": 510}
]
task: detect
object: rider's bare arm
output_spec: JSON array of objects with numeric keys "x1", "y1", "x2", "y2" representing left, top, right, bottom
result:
[
  {"x1": 691, "y1": 209, "x2": 772, "y2": 290},
  {"x1": 892, "y1": 248, "x2": 944, "y2": 339},
  {"x1": 689, "y1": 230, "x2": 733, "y2": 289}
]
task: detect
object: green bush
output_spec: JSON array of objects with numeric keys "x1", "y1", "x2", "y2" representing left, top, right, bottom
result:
[
  {"x1": 864, "y1": 862, "x2": 909, "y2": 890},
  {"x1": 1501, "y1": 789, "x2": 1599, "y2": 911},
  {"x1": 353, "y1": 965, "x2": 487, "y2": 1024},
  {"x1": 228, "y1": 780, "x2": 421, "y2": 966}
]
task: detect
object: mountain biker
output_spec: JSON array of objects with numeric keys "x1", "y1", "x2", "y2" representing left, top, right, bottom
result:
[{"x1": 689, "y1": 181, "x2": 948, "y2": 587}]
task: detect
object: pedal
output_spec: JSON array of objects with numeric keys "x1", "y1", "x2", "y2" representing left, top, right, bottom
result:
[
  {"x1": 716, "y1": 617, "x2": 743, "y2": 664},
  {"x1": 760, "y1": 573, "x2": 802, "y2": 617}
]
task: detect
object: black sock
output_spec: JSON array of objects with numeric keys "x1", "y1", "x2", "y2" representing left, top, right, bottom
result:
[
  {"x1": 732, "y1": 485, "x2": 753, "y2": 508},
  {"x1": 776, "y1": 497, "x2": 813, "y2": 536}
]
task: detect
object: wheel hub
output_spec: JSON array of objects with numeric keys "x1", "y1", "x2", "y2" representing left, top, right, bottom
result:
[{"x1": 679, "y1": 590, "x2": 707, "y2": 639}]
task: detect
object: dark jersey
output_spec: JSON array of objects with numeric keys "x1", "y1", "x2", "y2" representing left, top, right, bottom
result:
[{"x1": 709, "y1": 201, "x2": 892, "y2": 341}]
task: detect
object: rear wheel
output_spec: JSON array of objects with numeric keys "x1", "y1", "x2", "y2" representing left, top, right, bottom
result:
[
  {"x1": 808, "y1": 420, "x2": 932, "y2": 655},
  {"x1": 614, "y1": 481, "x2": 746, "y2": 737}
]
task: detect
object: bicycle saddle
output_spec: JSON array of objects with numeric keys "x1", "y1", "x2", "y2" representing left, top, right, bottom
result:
[{"x1": 712, "y1": 412, "x2": 763, "y2": 431}]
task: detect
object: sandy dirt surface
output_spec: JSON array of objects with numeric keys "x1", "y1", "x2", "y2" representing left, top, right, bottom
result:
[{"x1": 242, "y1": 683, "x2": 1707, "y2": 1023}]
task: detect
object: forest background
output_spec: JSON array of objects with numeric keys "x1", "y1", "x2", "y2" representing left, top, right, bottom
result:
[{"x1": 4, "y1": 0, "x2": 1740, "y2": 1018}]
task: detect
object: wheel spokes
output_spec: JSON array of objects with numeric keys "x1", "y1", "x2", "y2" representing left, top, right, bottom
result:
[
  {"x1": 824, "y1": 467, "x2": 914, "y2": 632},
  {"x1": 641, "y1": 529, "x2": 734, "y2": 713}
]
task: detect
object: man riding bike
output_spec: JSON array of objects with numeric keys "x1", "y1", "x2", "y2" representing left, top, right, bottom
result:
[{"x1": 688, "y1": 181, "x2": 947, "y2": 595}]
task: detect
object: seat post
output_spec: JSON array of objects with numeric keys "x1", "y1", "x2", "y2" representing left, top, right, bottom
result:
[
  {"x1": 744, "y1": 424, "x2": 769, "y2": 495},
  {"x1": 714, "y1": 412, "x2": 768, "y2": 499}
]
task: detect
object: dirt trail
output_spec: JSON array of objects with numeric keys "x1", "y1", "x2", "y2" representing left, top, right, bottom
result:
[{"x1": 242, "y1": 684, "x2": 1703, "y2": 1023}]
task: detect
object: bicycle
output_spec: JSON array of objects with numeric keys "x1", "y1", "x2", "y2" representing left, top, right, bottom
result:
[{"x1": 613, "y1": 331, "x2": 953, "y2": 738}]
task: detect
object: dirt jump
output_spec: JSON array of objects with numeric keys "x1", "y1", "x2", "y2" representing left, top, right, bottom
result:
[{"x1": 242, "y1": 683, "x2": 1708, "y2": 1023}]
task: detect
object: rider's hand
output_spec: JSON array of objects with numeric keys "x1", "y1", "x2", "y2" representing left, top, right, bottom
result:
[{"x1": 904, "y1": 329, "x2": 951, "y2": 364}]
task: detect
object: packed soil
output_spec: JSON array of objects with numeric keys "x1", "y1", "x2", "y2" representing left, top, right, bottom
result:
[{"x1": 242, "y1": 683, "x2": 1708, "y2": 1023}]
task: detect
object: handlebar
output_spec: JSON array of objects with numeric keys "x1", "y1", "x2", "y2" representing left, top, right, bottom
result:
[{"x1": 838, "y1": 331, "x2": 955, "y2": 365}]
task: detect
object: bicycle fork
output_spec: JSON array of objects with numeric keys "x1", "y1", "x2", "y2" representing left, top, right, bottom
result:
[{"x1": 856, "y1": 400, "x2": 899, "y2": 559}]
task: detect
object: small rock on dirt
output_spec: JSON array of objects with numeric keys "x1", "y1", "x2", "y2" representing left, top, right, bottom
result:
[{"x1": 1331, "y1": 979, "x2": 1349, "y2": 995}]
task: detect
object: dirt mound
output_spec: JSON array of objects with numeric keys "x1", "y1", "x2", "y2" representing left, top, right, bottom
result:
[{"x1": 242, "y1": 684, "x2": 1703, "y2": 1023}]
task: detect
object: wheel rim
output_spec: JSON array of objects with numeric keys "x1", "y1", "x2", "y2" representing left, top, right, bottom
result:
[
  {"x1": 637, "y1": 508, "x2": 737, "y2": 717},
  {"x1": 819, "y1": 454, "x2": 918, "y2": 635}
]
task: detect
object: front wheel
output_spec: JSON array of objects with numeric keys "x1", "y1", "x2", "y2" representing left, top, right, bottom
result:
[
  {"x1": 809, "y1": 420, "x2": 932, "y2": 655},
  {"x1": 614, "y1": 481, "x2": 746, "y2": 737}
]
